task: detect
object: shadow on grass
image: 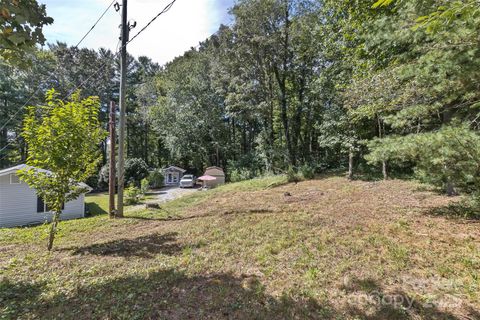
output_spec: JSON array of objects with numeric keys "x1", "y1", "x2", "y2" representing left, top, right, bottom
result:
[
  {"x1": 424, "y1": 200, "x2": 480, "y2": 221},
  {"x1": 3, "y1": 272, "x2": 477, "y2": 319},
  {"x1": 341, "y1": 277, "x2": 479, "y2": 320},
  {"x1": 62, "y1": 232, "x2": 190, "y2": 258},
  {"x1": 85, "y1": 202, "x2": 108, "y2": 217},
  {"x1": 145, "y1": 191, "x2": 167, "y2": 195},
  {"x1": 0, "y1": 279, "x2": 46, "y2": 319},
  {"x1": 1, "y1": 270, "x2": 332, "y2": 320}
]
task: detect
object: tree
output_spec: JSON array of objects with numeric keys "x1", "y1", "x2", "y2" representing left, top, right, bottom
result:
[
  {"x1": 366, "y1": 124, "x2": 480, "y2": 201},
  {"x1": 0, "y1": 0, "x2": 53, "y2": 64},
  {"x1": 351, "y1": 0, "x2": 480, "y2": 192},
  {"x1": 18, "y1": 89, "x2": 106, "y2": 250}
]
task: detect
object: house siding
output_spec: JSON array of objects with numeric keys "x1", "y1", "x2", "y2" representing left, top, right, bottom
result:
[
  {"x1": 0, "y1": 173, "x2": 85, "y2": 228},
  {"x1": 162, "y1": 166, "x2": 185, "y2": 186}
]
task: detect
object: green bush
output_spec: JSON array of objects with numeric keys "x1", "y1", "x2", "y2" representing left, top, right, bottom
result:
[
  {"x1": 97, "y1": 163, "x2": 110, "y2": 189},
  {"x1": 300, "y1": 165, "x2": 315, "y2": 180},
  {"x1": 286, "y1": 166, "x2": 302, "y2": 183},
  {"x1": 124, "y1": 158, "x2": 149, "y2": 187},
  {"x1": 140, "y1": 178, "x2": 149, "y2": 195},
  {"x1": 229, "y1": 168, "x2": 253, "y2": 182},
  {"x1": 148, "y1": 169, "x2": 164, "y2": 188},
  {"x1": 98, "y1": 158, "x2": 149, "y2": 188},
  {"x1": 124, "y1": 185, "x2": 142, "y2": 205}
]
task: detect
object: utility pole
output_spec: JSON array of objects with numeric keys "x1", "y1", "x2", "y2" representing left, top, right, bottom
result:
[
  {"x1": 117, "y1": 0, "x2": 128, "y2": 218},
  {"x1": 108, "y1": 101, "x2": 116, "y2": 218}
]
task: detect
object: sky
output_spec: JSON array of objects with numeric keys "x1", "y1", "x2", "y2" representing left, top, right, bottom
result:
[{"x1": 38, "y1": 0, "x2": 235, "y2": 65}]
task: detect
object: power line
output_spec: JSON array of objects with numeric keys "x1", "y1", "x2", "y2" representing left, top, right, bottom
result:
[
  {"x1": 0, "y1": 142, "x2": 13, "y2": 154},
  {"x1": 1, "y1": 39, "x2": 120, "y2": 155},
  {"x1": 126, "y1": 0, "x2": 177, "y2": 46},
  {"x1": 0, "y1": 0, "x2": 179, "y2": 156},
  {"x1": 57, "y1": 0, "x2": 179, "y2": 101},
  {"x1": 0, "y1": 0, "x2": 117, "y2": 133},
  {"x1": 74, "y1": 0, "x2": 116, "y2": 48}
]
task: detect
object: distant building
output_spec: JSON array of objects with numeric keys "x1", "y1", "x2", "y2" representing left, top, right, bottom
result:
[
  {"x1": 0, "y1": 164, "x2": 90, "y2": 228},
  {"x1": 162, "y1": 166, "x2": 186, "y2": 186},
  {"x1": 203, "y1": 166, "x2": 225, "y2": 188}
]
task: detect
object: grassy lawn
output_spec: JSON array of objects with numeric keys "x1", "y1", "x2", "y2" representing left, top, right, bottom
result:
[{"x1": 0, "y1": 175, "x2": 479, "y2": 319}]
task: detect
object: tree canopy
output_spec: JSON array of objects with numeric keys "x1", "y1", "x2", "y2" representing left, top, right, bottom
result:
[
  {"x1": 0, "y1": 0, "x2": 53, "y2": 64},
  {"x1": 1, "y1": 0, "x2": 479, "y2": 203}
]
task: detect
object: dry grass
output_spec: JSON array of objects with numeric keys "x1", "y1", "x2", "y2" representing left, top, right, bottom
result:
[{"x1": 0, "y1": 175, "x2": 479, "y2": 319}]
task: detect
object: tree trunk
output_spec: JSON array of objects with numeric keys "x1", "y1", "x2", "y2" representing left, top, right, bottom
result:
[
  {"x1": 443, "y1": 107, "x2": 456, "y2": 195},
  {"x1": 348, "y1": 149, "x2": 354, "y2": 180},
  {"x1": 242, "y1": 124, "x2": 247, "y2": 155},
  {"x1": 144, "y1": 122, "x2": 149, "y2": 166},
  {"x1": 377, "y1": 115, "x2": 388, "y2": 180},
  {"x1": 293, "y1": 75, "x2": 305, "y2": 164},
  {"x1": 445, "y1": 181, "x2": 457, "y2": 196},
  {"x1": 382, "y1": 160, "x2": 388, "y2": 180},
  {"x1": 274, "y1": 65, "x2": 292, "y2": 164},
  {"x1": 273, "y1": 1, "x2": 293, "y2": 165},
  {"x1": 47, "y1": 211, "x2": 61, "y2": 251}
]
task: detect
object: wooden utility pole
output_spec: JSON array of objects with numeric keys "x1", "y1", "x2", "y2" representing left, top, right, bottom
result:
[
  {"x1": 108, "y1": 101, "x2": 116, "y2": 218},
  {"x1": 117, "y1": 0, "x2": 128, "y2": 217}
]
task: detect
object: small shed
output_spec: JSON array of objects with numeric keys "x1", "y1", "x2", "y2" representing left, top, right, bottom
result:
[
  {"x1": 203, "y1": 166, "x2": 225, "y2": 188},
  {"x1": 162, "y1": 166, "x2": 186, "y2": 186}
]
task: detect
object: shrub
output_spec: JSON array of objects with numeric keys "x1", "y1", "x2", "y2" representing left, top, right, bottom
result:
[
  {"x1": 97, "y1": 163, "x2": 110, "y2": 189},
  {"x1": 300, "y1": 165, "x2": 315, "y2": 180},
  {"x1": 227, "y1": 155, "x2": 262, "y2": 181},
  {"x1": 140, "y1": 178, "x2": 149, "y2": 195},
  {"x1": 85, "y1": 171, "x2": 100, "y2": 190},
  {"x1": 125, "y1": 158, "x2": 149, "y2": 186},
  {"x1": 124, "y1": 185, "x2": 142, "y2": 205},
  {"x1": 148, "y1": 169, "x2": 164, "y2": 188},
  {"x1": 97, "y1": 158, "x2": 149, "y2": 188},
  {"x1": 229, "y1": 168, "x2": 253, "y2": 182},
  {"x1": 286, "y1": 166, "x2": 302, "y2": 183}
]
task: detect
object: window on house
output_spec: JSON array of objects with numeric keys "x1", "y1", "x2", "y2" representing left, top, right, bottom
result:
[
  {"x1": 37, "y1": 196, "x2": 45, "y2": 213},
  {"x1": 10, "y1": 174, "x2": 20, "y2": 184},
  {"x1": 36, "y1": 196, "x2": 64, "y2": 213}
]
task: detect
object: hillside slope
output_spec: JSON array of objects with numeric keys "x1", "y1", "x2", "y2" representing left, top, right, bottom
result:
[{"x1": 1, "y1": 175, "x2": 479, "y2": 319}]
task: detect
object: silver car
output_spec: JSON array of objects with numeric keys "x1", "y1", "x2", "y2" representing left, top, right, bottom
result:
[{"x1": 179, "y1": 174, "x2": 196, "y2": 188}]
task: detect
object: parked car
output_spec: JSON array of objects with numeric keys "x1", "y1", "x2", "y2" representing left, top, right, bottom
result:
[{"x1": 179, "y1": 174, "x2": 196, "y2": 188}]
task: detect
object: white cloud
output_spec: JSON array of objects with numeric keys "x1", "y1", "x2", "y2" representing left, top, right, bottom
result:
[{"x1": 40, "y1": 0, "x2": 233, "y2": 64}]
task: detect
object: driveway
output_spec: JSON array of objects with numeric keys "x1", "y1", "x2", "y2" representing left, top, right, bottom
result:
[
  {"x1": 126, "y1": 186, "x2": 199, "y2": 212},
  {"x1": 146, "y1": 186, "x2": 199, "y2": 204}
]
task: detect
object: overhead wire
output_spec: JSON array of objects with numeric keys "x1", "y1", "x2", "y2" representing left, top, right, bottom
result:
[
  {"x1": 0, "y1": 0, "x2": 117, "y2": 133},
  {"x1": 126, "y1": 0, "x2": 177, "y2": 46},
  {"x1": 0, "y1": 0, "x2": 179, "y2": 159}
]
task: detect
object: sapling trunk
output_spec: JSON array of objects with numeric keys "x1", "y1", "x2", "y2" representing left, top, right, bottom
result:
[
  {"x1": 47, "y1": 211, "x2": 61, "y2": 251},
  {"x1": 382, "y1": 161, "x2": 388, "y2": 180},
  {"x1": 347, "y1": 150, "x2": 354, "y2": 180},
  {"x1": 445, "y1": 182, "x2": 457, "y2": 197}
]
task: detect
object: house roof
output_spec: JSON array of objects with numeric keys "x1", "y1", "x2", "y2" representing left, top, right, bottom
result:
[
  {"x1": 162, "y1": 165, "x2": 186, "y2": 173},
  {"x1": 0, "y1": 164, "x2": 33, "y2": 177},
  {"x1": 0, "y1": 164, "x2": 92, "y2": 192}
]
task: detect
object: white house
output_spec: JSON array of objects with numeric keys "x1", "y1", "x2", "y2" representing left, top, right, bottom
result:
[
  {"x1": 162, "y1": 165, "x2": 186, "y2": 186},
  {"x1": 0, "y1": 164, "x2": 90, "y2": 228}
]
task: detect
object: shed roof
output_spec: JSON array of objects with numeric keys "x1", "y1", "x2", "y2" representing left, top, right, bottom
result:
[
  {"x1": 162, "y1": 165, "x2": 186, "y2": 173},
  {"x1": 204, "y1": 166, "x2": 225, "y2": 177}
]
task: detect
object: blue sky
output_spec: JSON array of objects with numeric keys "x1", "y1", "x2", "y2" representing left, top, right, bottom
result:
[{"x1": 39, "y1": 0, "x2": 235, "y2": 64}]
